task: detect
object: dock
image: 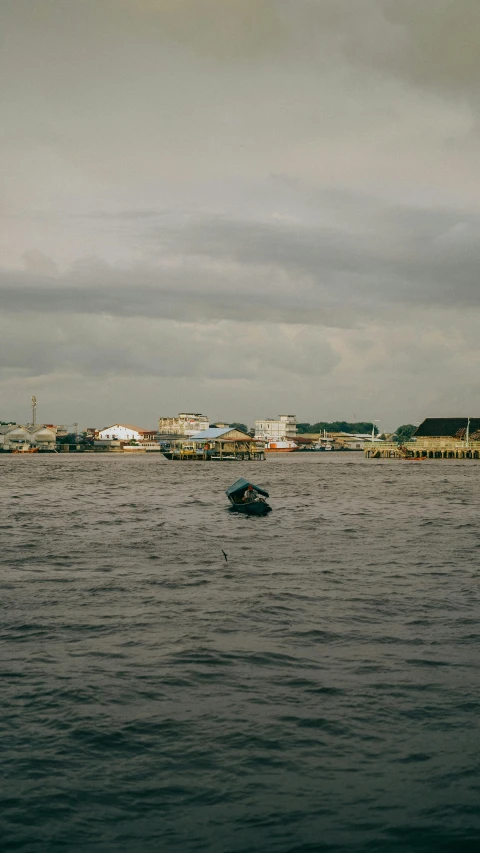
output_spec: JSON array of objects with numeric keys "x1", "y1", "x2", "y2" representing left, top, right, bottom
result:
[{"x1": 365, "y1": 440, "x2": 480, "y2": 459}]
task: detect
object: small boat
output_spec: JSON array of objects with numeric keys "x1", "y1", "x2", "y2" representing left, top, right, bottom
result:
[
  {"x1": 226, "y1": 477, "x2": 272, "y2": 515},
  {"x1": 310, "y1": 442, "x2": 333, "y2": 451},
  {"x1": 398, "y1": 445, "x2": 427, "y2": 461}
]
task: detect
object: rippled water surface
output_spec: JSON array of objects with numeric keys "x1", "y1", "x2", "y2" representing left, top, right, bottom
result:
[{"x1": 2, "y1": 453, "x2": 480, "y2": 852}]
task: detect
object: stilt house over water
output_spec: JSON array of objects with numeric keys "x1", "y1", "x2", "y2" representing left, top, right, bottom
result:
[{"x1": 162, "y1": 427, "x2": 264, "y2": 461}]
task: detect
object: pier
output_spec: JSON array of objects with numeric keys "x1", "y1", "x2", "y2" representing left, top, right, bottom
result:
[
  {"x1": 365, "y1": 441, "x2": 480, "y2": 459},
  {"x1": 366, "y1": 418, "x2": 480, "y2": 459}
]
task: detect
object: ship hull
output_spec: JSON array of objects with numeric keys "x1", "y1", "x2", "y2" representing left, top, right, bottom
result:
[
  {"x1": 264, "y1": 441, "x2": 298, "y2": 452},
  {"x1": 228, "y1": 501, "x2": 272, "y2": 515}
]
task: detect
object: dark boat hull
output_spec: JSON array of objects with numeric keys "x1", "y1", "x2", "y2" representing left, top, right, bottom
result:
[{"x1": 229, "y1": 501, "x2": 272, "y2": 516}]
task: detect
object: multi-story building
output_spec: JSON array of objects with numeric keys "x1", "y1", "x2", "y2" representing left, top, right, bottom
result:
[
  {"x1": 158, "y1": 413, "x2": 210, "y2": 436},
  {"x1": 254, "y1": 415, "x2": 297, "y2": 441}
]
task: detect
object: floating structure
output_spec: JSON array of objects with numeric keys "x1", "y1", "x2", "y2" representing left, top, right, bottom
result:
[
  {"x1": 162, "y1": 427, "x2": 265, "y2": 461},
  {"x1": 365, "y1": 418, "x2": 480, "y2": 459},
  {"x1": 226, "y1": 478, "x2": 272, "y2": 515}
]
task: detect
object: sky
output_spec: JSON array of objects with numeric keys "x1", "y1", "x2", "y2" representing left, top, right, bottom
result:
[{"x1": 2, "y1": 0, "x2": 480, "y2": 431}]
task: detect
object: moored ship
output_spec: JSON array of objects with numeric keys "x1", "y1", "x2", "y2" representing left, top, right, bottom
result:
[{"x1": 264, "y1": 440, "x2": 298, "y2": 453}]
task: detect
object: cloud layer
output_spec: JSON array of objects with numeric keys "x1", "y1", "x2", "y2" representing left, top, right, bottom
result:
[{"x1": 1, "y1": 0, "x2": 480, "y2": 428}]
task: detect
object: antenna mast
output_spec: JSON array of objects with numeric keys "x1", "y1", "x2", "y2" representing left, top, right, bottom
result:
[{"x1": 31, "y1": 396, "x2": 37, "y2": 427}]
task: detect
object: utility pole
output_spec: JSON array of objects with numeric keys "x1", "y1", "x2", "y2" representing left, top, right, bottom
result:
[
  {"x1": 466, "y1": 417, "x2": 470, "y2": 447},
  {"x1": 31, "y1": 396, "x2": 37, "y2": 427}
]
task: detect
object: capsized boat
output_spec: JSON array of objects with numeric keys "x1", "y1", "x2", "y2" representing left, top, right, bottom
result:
[{"x1": 226, "y1": 477, "x2": 272, "y2": 515}]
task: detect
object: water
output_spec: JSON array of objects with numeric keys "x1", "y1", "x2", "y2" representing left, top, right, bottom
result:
[{"x1": 2, "y1": 453, "x2": 480, "y2": 852}]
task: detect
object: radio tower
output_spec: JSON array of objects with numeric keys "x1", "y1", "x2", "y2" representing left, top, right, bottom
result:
[{"x1": 31, "y1": 396, "x2": 37, "y2": 427}]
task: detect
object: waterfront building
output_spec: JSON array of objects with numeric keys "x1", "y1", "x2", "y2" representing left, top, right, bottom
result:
[
  {"x1": 158, "y1": 413, "x2": 210, "y2": 436},
  {"x1": 414, "y1": 417, "x2": 480, "y2": 441},
  {"x1": 254, "y1": 415, "x2": 297, "y2": 441},
  {"x1": 97, "y1": 424, "x2": 144, "y2": 442},
  {"x1": 343, "y1": 434, "x2": 384, "y2": 450},
  {"x1": 31, "y1": 426, "x2": 57, "y2": 450},
  {"x1": 93, "y1": 424, "x2": 160, "y2": 452},
  {"x1": 0, "y1": 425, "x2": 30, "y2": 450},
  {"x1": 365, "y1": 417, "x2": 480, "y2": 459},
  {"x1": 0, "y1": 424, "x2": 57, "y2": 451}
]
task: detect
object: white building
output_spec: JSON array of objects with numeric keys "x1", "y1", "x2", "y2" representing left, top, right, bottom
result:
[
  {"x1": 254, "y1": 415, "x2": 297, "y2": 441},
  {"x1": 97, "y1": 424, "x2": 144, "y2": 442},
  {"x1": 158, "y1": 413, "x2": 210, "y2": 436},
  {"x1": 342, "y1": 434, "x2": 385, "y2": 450}
]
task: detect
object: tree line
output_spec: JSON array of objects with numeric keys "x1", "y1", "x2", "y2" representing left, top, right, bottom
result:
[
  {"x1": 231, "y1": 422, "x2": 418, "y2": 440},
  {"x1": 296, "y1": 421, "x2": 379, "y2": 435}
]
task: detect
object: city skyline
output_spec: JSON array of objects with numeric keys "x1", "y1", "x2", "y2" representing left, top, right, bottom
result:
[{"x1": 2, "y1": 400, "x2": 409, "y2": 435}]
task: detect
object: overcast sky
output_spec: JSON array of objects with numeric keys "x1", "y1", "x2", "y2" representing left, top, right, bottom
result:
[{"x1": 2, "y1": 0, "x2": 480, "y2": 430}]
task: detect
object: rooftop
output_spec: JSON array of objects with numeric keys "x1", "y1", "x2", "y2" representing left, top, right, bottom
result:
[
  {"x1": 414, "y1": 418, "x2": 480, "y2": 438},
  {"x1": 191, "y1": 427, "x2": 250, "y2": 440},
  {"x1": 100, "y1": 423, "x2": 144, "y2": 432}
]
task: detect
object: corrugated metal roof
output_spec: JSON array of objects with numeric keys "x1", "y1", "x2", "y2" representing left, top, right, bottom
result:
[
  {"x1": 0, "y1": 425, "x2": 51, "y2": 436},
  {"x1": 190, "y1": 428, "x2": 234, "y2": 439},
  {"x1": 414, "y1": 418, "x2": 480, "y2": 437}
]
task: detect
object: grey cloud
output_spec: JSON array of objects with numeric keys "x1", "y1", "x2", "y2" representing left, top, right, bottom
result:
[
  {"x1": 383, "y1": 0, "x2": 480, "y2": 94},
  {"x1": 161, "y1": 207, "x2": 480, "y2": 308},
  {"x1": 2, "y1": 305, "x2": 480, "y2": 429},
  {"x1": 0, "y1": 267, "x2": 356, "y2": 327},
  {"x1": 279, "y1": 1, "x2": 480, "y2": 99},
  {"x1": 83, "y1": 0, "x2": 480, "y2": 97},
  {"x1": 3, "y1": 198, "x2": 480, "y2": 332},
  {"x1": 4, "y1": 1, "x2": 478, "y2": 110},
  {"x1": 22, "y1": 249, "x2": 58, "y2": 276},
  {"x1": 122, "y1": 0, "x2": 480, "y2": 100},
  {"x1": 2, "y1": 1, "x2": 480, "y2": 426},
  {"x1": 0, "y1": 311, "x2": 339, "y2": 386}
]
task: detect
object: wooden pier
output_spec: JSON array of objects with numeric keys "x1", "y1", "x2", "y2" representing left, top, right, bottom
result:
[{"x1": 365, "y1": 440, "x2": 480, "y2": 459}]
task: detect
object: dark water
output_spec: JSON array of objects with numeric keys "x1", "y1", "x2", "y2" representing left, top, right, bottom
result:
[{"x1": 2, "y1": 453, "x2": 480, "y2": 853}]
